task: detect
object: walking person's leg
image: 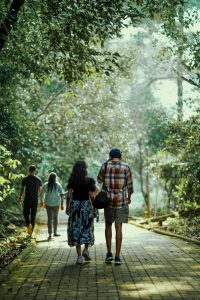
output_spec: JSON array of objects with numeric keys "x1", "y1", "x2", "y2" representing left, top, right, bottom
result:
[
  {"x1": 23, "y1": 202, "x2": 32, "y2": 235},
  {"x1": 76, "y1": 245, "x2": 84, "y2": 265},
  {"x1": 104, "y1": 206, "x2": 114, "y2": 262},
  {"x1": 52, "y1": 206, "x2": 60, "y2": 236},
  {"x1": 82, "y1": 243, "x2": 91, "y2": 261},
  {"x1": 115, "y1": 222, "x2": 123, "y2": 257},
  {"x1": 46, "y1": 206, "x2": 53, "y2": 240},
  {"x1": 105, "y1": 221, "x2": 112, "y2": 253},
  {"x1": 76, "y1": 245, "x2": 81, "y2": 256},
  {"x1": 23, "y1": 203, "x2": 30, "y2": 226},
  {"x1": 82, "y1": 200, "x2": 94, "y2": 261},
  {"x1": 30, "y1": 201, "x2": 38, "y2": 231},
  {"x1": 114, "y1": 205, "x2": 129, "y2": 265},
  {"x1": 105, "y1": 221, "x2": 113, "y2": 262}
]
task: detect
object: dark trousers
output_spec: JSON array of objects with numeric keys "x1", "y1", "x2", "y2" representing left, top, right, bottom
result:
[{"x1": 23, "y1": 201, "x2": 38, "y2": 229}]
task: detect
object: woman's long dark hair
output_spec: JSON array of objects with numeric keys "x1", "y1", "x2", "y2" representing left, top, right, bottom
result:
[
  {"x1": 68, "y1": 160, "x2": 88, "y2": 186},
  {"x1": 48, "y1": 172, "x2": 57, "y2": 192}
]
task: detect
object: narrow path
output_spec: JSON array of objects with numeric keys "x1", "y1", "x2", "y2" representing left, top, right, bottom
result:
[{"x1": 0, "y1": 213, "x2": 199, "y2": 300}]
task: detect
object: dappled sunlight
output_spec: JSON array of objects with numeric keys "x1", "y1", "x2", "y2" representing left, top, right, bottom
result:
[
  {"x1": 133, "y1": 264, "x2": 168, "y2": 270},
  {"x1": 190, "y1": 265, "x2": 200, "y2": 270},
  {"x1": 0, "y1": 2, "x2": 200, "y2": 300},
  {"x1": 117, "y1": 277, "x2": 198, "y2": 298},
  {"x1": 0, "y1": 222, "x2": 199, "y2": 299}
]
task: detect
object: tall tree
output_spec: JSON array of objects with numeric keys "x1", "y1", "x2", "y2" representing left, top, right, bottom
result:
[{"x1": 0, "y1": 0, "x2": 25, "y2": 50}]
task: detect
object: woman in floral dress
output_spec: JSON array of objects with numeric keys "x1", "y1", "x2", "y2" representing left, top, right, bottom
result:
[{"x1": 66, "y1": 160, "x2": 97, "y2": 265}]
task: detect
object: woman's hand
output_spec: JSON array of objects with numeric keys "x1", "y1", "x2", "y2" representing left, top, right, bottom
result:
[
  {"x1": 65, "y1": 207, "x2": 70, "y2": 215},
  {"x1": 39, "y1": 200, "x2": 44, "y2": 208}
]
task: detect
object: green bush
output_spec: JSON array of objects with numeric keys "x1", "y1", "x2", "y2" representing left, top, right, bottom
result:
[
  {"x1": 0, "y1": 145, "x2": 23, "y2": 202},
  {"x1": 159, "y1": 111, "x2": 200, "y2": 217}
]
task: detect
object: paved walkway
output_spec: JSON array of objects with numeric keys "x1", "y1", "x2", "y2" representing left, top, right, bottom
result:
[{"x1": 0, "y1": 214, "x2": 200, "y2": 300}]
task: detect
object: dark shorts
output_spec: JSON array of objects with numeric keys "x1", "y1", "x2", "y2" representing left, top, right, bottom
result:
[{"x1": 104, "y1": 205, "x2": 129, "y2": 224}]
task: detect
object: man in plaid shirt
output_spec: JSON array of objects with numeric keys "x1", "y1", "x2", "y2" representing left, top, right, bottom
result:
[{"x1": 97, "y1": 148, "x2": 133, "y2": 265}]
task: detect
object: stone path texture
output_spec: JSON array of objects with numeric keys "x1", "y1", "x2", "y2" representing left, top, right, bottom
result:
[{"x1": 0, "y1": 212, "x2": 200, "y2": 300}]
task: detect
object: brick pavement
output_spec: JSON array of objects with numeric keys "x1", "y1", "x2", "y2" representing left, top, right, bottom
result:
[{"x1": 0, "y1": 213, "x2": 200, "y2": 300}]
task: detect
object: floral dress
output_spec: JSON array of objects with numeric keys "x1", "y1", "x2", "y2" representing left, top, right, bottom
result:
[{"x1": 67, "y1": 177, "x2": 95, "y2": 247}]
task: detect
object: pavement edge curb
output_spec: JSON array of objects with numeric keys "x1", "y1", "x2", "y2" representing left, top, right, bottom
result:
[
  {"x1": 129, "y1": 219, "x2": 200, "y2": 246},
  {"x1": 0, "y1": 234, "x2": 37, "y2": 285}
]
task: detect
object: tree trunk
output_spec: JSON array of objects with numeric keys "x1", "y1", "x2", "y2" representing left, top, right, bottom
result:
[
  {"x1": 138, "y1": 140, "x2": 147, "y2": 205},
  {"x1": 177, "y1": 6, "x2": 184, "y2": 122},
  {"x1": 177, "y1": 75, "x2": 183, "y2": 121},
  {"x1": 0, "y1": 0, "x2": 25, "y2": 51}
]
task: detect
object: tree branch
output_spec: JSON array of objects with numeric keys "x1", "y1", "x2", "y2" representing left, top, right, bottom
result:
[
  {"x1": 146, "y1": 75, "x2": 200, "y2": 89},
  {"x1": 146, "y1": 76, "x2": 177, "y2": 87},
  {"x1": 137, "y1": 140, "x2": 147, "y2": 203},
  {"x1": 181, "y1": 76, "x2": 200, "y2": 89},
  {"x1": 33, "y1": 86, "x2": 67, "y2": 121},
  {"x1": 0, "y1": 0, "x2": 25, "y2": 51}
]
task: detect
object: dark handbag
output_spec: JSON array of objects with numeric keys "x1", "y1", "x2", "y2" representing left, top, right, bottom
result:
[
  {"x1": 94, "y1": 161, "x2": 109, "y2": 209},
  {"x1": 94, "y1": 189, "x2": 109, "y2": 209}
]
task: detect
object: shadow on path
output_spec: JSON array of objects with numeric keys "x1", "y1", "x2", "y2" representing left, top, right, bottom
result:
[{"x1": 0, "y1": 213, "x2": 199, "y2": 300}]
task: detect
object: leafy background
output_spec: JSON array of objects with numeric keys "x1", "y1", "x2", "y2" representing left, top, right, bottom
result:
[{"x1": 0, "y1": 0, "x2": 199, "y2": 240}]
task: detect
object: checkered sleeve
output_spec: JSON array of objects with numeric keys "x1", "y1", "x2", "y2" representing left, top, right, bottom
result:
[{"x1": 126, "y1": 166, "x2": 133, "y2": 193}]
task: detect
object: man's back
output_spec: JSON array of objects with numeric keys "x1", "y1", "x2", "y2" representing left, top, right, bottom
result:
[
  {"x1": 22, "y1": 175, "x2": 42, "y2": 202},
  {"x1": 97, "y1": 149, "x2": 134, "y2": 265},
  {"x1": 97, "y1": 159, "x2": 133, "y2": 208}
]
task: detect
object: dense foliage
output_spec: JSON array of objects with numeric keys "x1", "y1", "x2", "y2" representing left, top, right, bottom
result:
[
  {"x1": 160, "y1": 111, "x2": 200, "y2": 217},
  {"x1": 0, "y1": 146, "x2": 22, "y2": 202},
  {"x1": 0, "y1": 0, "x2": 199, "y2": 227}
]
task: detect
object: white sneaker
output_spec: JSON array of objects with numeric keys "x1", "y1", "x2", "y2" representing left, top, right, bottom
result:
[
  {"x1": 82, "y1": 248, "x2": 91, "y2": 261},
  {"x1": 76, "y1": 256, "x2": 84, "y2": 265}
]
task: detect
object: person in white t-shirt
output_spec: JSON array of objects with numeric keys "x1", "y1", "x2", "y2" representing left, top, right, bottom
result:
[{"x1": 41, "y1": 172, "x2": 64, "y2": 240}]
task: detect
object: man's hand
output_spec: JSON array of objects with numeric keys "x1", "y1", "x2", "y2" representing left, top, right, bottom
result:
[
  {"x1": 18, "y1": 187, "x2": 25, "y2": 205},
  {"x1": 127, "y1": 198, "x2": 131, "y2": 204}
]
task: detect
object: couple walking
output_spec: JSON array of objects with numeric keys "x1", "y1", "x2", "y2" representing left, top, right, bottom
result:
[
  {"x1": 66, "y1": 148, "x2": 133, "y2": 265},
  {"x1": 18, "y1": 166, "x2": 64, "y2": 238}
]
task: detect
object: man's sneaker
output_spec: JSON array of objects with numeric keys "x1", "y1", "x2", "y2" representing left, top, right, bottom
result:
[
  {"x1": 82, "y1": 248, "x2": 91, "y2": 261},
  {"x1": 27, "y1": 224, "x2": 33, "y2": 236},
  {"x1": 48, "y1": 235, "x2": 52, "y2": 241},
  {"x1": 53, "y1": 233, "x2": 60, "y2": 237},
  {"x1": 76, "y1": 256, "x2": 84, "y2": 265},
  {"x1": 105, "y1": 252, "x2": 113, "y2": 263},
  {"x1": 115, "y1": 256, "x2": 123, "y2": 265}
]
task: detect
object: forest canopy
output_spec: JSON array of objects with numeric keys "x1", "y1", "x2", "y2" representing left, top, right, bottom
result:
[{"x1": 0, "y1": 0, "x2": 199, "y2": 225}]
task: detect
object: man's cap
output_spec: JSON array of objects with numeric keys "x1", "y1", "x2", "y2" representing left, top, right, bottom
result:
[{"x1": 109, "y1": 148, "x2": 122, "y2": 158}]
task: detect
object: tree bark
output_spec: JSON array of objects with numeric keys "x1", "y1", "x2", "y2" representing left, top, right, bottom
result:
[
  {"x1": 0, "y1": 0, "x2": 25, "y2": 51},
  {"x1": 138, "y1": 140, "x2": 148, "y2": 205},
  {"x1": 177, "y1": 6, "x2": 184, "y2": 122},
  {"x1": 177, "y1": 75, "x2": 183, "y2": 121}
]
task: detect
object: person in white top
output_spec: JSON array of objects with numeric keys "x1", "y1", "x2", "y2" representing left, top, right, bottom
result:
[{"x1": 41, "y1": 172, "x2": 64, "y2": 240}]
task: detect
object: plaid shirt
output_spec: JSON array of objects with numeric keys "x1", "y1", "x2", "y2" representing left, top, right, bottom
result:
[{"x1": 97, "y1": 159, "x2": 133, "y2": 208}]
